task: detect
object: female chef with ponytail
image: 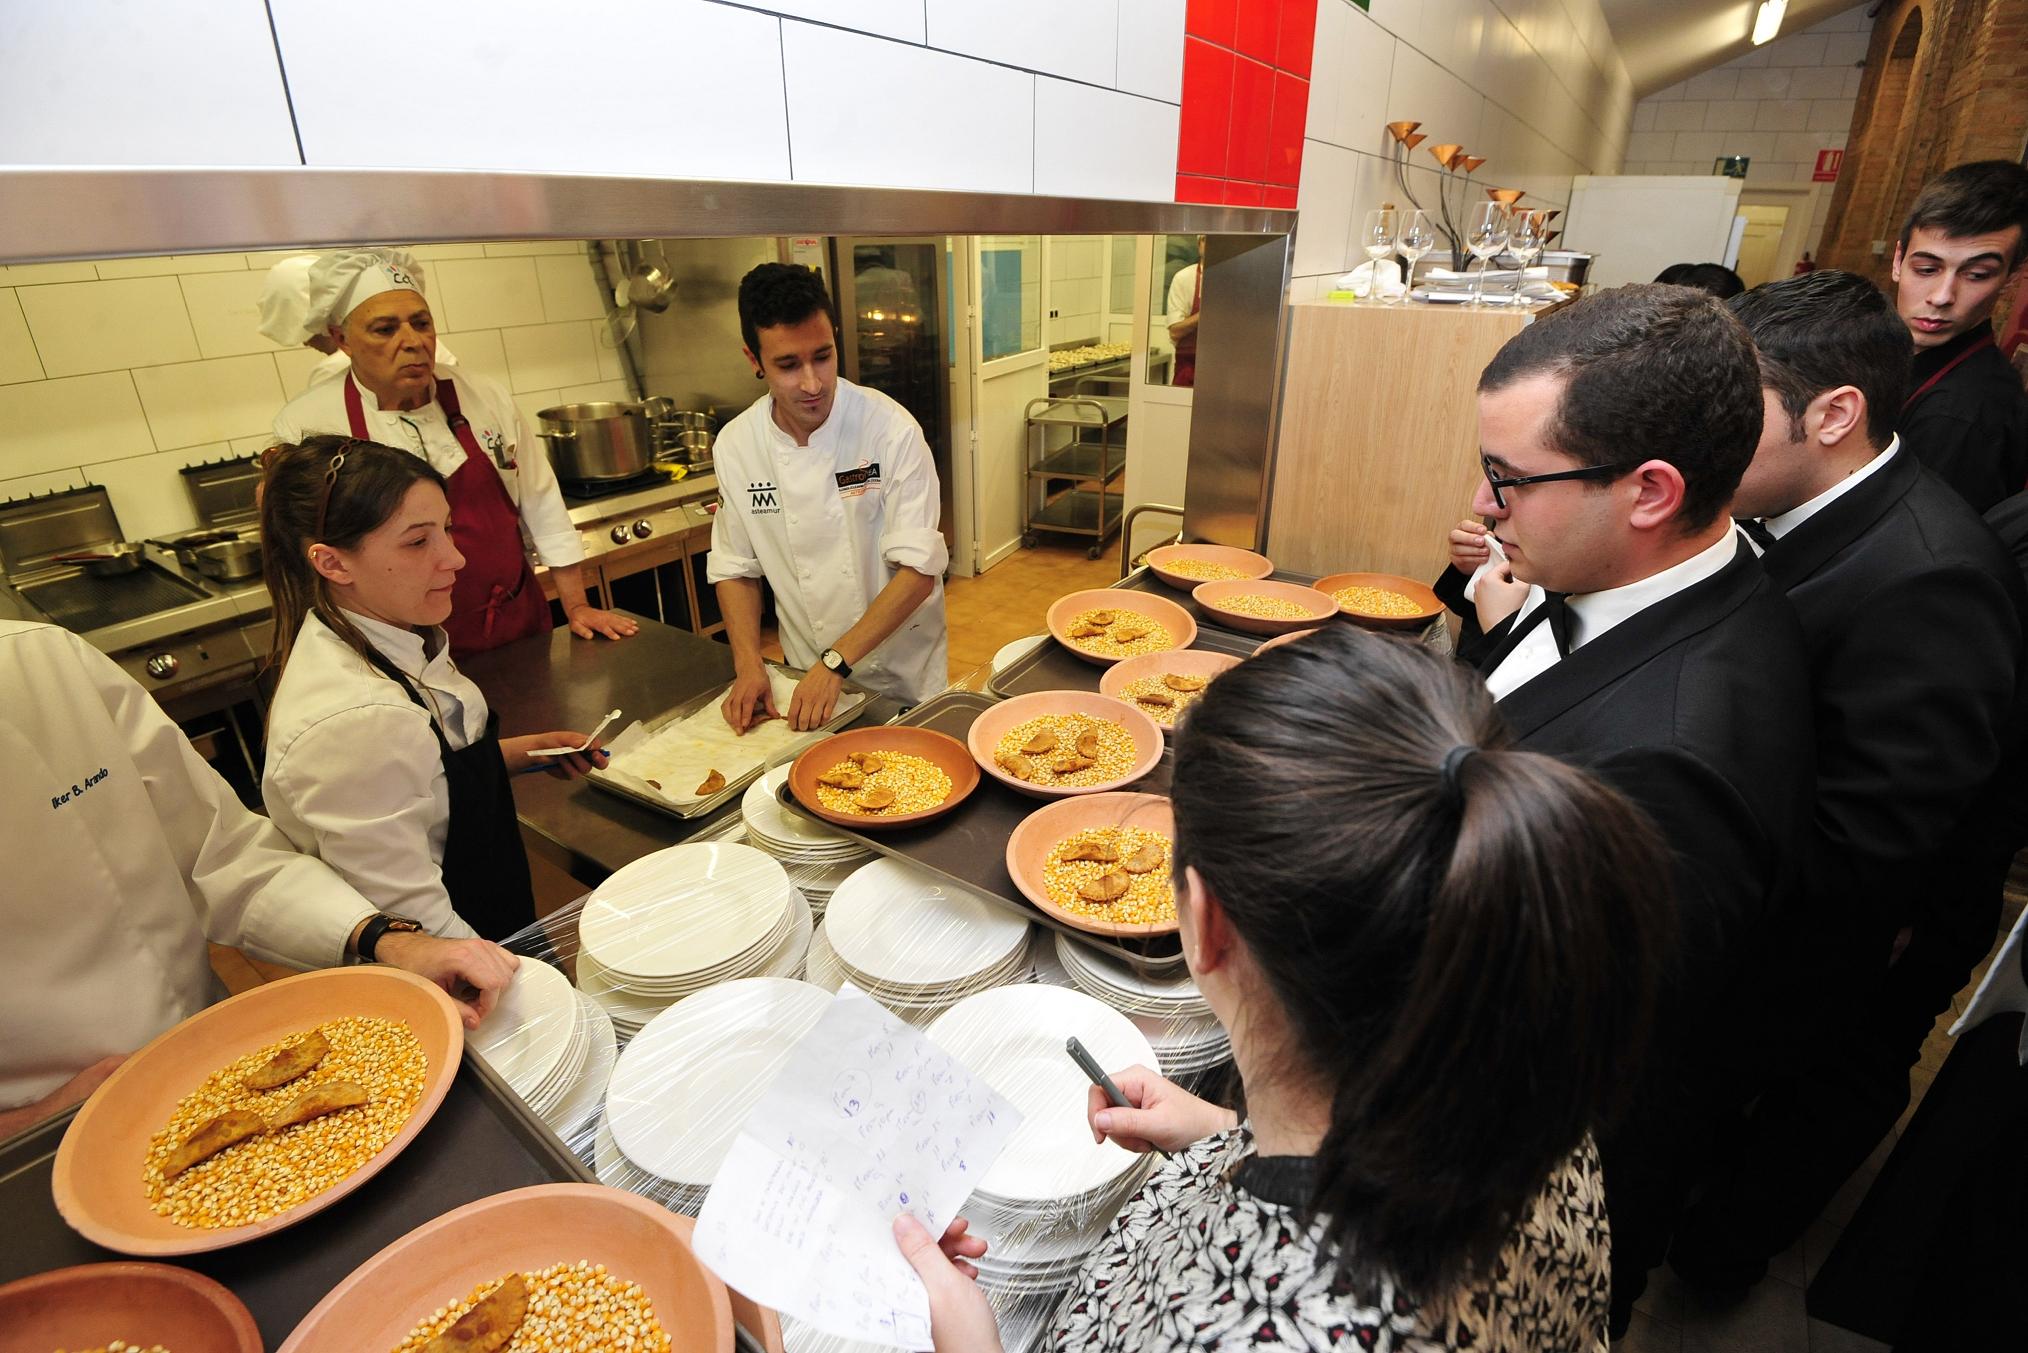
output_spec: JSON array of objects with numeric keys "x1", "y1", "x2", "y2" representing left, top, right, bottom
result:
[
  {"x1": 896, "y1": 624, "x2": 1675, "y2": 1352},
  {"x1": 258, "y1": 436, "x2": 606, "y2": 942}
]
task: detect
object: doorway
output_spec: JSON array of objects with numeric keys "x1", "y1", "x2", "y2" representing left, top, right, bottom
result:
[{"x1": 1736, "y1": 185, "x2": 1822, "y2": 287}]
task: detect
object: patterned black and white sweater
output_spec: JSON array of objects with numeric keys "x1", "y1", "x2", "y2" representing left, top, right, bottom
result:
[{"x1": 1043, "y1": 1126, "x2": 1611, "y2": 1352}]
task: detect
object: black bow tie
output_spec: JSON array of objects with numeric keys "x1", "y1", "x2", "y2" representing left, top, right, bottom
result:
[
  {"x1": 1478, "y1": 589, "x2": 1573, "y2": 673},
  {"x1": 1739, "y1": 518, "x2": 1777, "y2": 552}
]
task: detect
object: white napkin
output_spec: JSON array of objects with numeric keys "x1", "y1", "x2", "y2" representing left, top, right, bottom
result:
[
  {"x1": 1333, "y1": 259, "x2": 1406, "y2": 299},
  {"x1": 1951, "y1": 905, "x2": 2028, "y2": 1064}
]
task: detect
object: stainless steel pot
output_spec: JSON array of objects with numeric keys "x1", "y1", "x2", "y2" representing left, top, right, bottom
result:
[
  {"x1": 642, "y1": 400, "x2": 716, "y2": 466},
  {"x1": 148, "y1": 528, "x2": 240, "y2": 570},
  {"x1": 53, "y1": 543, "x2": 144, "y2": 576},
  {"x1": 535, "y1": 402, "x2": 655, "y2": 482},
  {"x1": 191, "y1": 537, "x2": 263, "y2": 582}
]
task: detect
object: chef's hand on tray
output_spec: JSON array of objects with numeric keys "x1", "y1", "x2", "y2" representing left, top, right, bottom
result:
[
  {"x1": 1448, "y1": 518, "x2": 1495, "y2": 573},
  {"x1": 373, "y1": 931, "x2": 520, "y2": 1029},
  {"x1": 789, "y1": 665, "x2": 845, "y2": 731},
  {"x1": 893, "y1": 1213, "x2": 1001, "y2": 1353},
  {"x1": 722, "y1": 667, "x2": 781, "y2": 733},
  {"x1": 502, "y1": 733, "x2": 609, "y2": 779},
  {"x1": 565, "y1": 602, "x2": 640, "y2": 641},
  {"x1": 1088, "y1": 1064, "x2": 1239, "y2": 1154}
]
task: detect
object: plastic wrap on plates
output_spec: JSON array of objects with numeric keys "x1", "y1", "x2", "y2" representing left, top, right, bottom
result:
[
  {"x1": 489, "y1": 810, "x2": 1237, "y2": 1351},
  {"x1": 598, "y1": 668, "x2": 867, "y2": 810}
]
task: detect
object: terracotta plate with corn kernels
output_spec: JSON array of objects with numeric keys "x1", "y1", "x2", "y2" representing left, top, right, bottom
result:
[{"x1": 53, "y1": 967, "x2": 463, "y2": 1256}]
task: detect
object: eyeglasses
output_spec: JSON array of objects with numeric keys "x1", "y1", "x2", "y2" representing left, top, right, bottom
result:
[{"x1": 1479, "y1": 455, "x2": 1629, "y2": 509}]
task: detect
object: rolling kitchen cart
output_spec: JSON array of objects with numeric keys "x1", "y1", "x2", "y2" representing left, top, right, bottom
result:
[{"x1": 1022, "y1": 395, "x2": 1129, "y2": 559}]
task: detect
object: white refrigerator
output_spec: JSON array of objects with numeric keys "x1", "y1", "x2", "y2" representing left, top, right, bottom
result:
[{"x1": 1564, "y1": 175, "x2": 1745, "y2": 290}]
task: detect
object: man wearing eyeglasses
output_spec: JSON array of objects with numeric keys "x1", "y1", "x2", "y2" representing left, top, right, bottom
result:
[{"x1": 1434, "y1": 284, "x2": 1816, "y2": 1336}]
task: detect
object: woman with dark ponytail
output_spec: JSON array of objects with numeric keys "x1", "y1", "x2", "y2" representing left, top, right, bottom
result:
[
  {"x1": 896, "y1": 625, "x2": 1674, "y2": 1351},
  {"x1": 259, "y1": 436, "x2": 606, "y2": 942}
]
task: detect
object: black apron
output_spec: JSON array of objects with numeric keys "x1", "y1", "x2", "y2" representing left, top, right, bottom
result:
[{"x1": 362, "y1": 645, "x2": 536, "y2": 942}]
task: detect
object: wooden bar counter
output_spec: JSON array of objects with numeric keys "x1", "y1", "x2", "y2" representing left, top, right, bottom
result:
[{"x1": 1267, "y1": 300, "x2": 1537, "y2": 583}]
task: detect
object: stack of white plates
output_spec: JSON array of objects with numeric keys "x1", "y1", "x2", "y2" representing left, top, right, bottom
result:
[
  {"x1": 741, "y1": 765, "x2": 872, "y2": 914},
  {"x1": 598, "y1": 977, "x2": 833, "y2": 1212},
  {"x1": 469, "y1": 961, "x2": 620, "y2": 1139},
  {"x1": 927, "y1": 984, "x2": 1160, "y2": 1297},
  {"x1": 821, "y1": 859, "x2": 1032, "y2": 1020},
  {"x1": 1053, "y1": 933, "x2": 1232, "y2": 1075},
  {"x1": 575, "y1": 842, "x2": 814, "y2": 1037}
]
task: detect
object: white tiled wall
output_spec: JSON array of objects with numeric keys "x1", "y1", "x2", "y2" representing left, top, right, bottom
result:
[
  {"x1": 7, "y1": 0, "x2": 1186, "y2": 203},
  {"x1": 1048, "y1": 236, "x2": 1110, "y2": 345},
  {"x1": 1621, "y1": 4, "x2": 1873, "y2": 253},
  {"x1": 0, "y1": 244, "x2": 622, "y2": 541},
  {"x1": 1292, "y1": 0, "x2": 1636, "y2": 289}
]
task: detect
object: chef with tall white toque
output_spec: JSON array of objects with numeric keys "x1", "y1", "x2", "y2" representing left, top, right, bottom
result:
[
  {"x1": 256, "y1": 252, "x2": 460, "y2": 393},
  {"x1": 272, "y1": 248, "x2": 636, "y2": 654}
]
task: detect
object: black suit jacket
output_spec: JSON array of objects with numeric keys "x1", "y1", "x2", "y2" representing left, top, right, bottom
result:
[
  {"x1": 1899, "y1": 324, "x2": 2028, "y2": 513},
  {"x1": 1756, "y1": 449, "x2": 2025, "y2": 941},
  {"x1": 1490, "y1": 540, "x2": 1817, "y2": 1090}
]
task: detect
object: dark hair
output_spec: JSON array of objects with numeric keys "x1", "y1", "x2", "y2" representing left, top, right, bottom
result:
[
  {"x1": 738, "y1": 262, "x2": 840, "y2": 358},
  {"x1": 258, "y1": 435, "x2": 446, "y2": 675},
  {"x1": 1899, "y1": 160, "x2": 2028, "y2": 268},
  {"x1": 1653, "y1": 262, "x2": 1746, "y2": 299},
  {"x1": 1728, "y1": 270, "x2": 1910, "y2": 447},
  {"x1": 1478, "y1": 283, "x2": 1763, "y2": 530},
  {"x1": 1169, "y1": 626, "x2": 1671, "y2": 1299}
]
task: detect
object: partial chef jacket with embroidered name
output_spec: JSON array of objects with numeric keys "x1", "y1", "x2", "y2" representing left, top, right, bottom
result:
[
  {"x1": 706, "y1": 377, "x2": 950, "y2": 704},
  {"x1": 263, "y1": 610, "x2": 491, "y2": 940},
  {"x1": 272, "y1": 365, "x2": 582, "y2": 568}
]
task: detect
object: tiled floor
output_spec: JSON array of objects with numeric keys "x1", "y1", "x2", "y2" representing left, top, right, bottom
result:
[{"x1": 208, "y1": 541, "x2": 2017, "y2": 1352}]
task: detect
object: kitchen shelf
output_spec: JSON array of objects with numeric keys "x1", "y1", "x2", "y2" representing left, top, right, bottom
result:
[{"x1": 1023, "y1": 396, "x2": 1129, "y2": 558}]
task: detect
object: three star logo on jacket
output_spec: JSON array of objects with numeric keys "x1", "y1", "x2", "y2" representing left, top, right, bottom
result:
[{"x1": 748, "y1": 481, "x2": 781, "y2": 513}]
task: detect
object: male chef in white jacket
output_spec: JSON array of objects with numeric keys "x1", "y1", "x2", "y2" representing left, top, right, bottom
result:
[
  {"x1": 711, "y1": 263, "x2": 949, "y2": 731},
  {"x1": 0, "y1": 619, "x2": 518, "y2": 1138},
  {"x1": 256, "y1": 252, "x2": 460, "y2": 394}
]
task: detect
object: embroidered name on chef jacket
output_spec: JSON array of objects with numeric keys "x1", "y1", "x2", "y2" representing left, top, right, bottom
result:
[
  {"x1": 835, "y1": 461, "x2": 882, "y2": 499},
  {"x1": 50, "y1": 765, "x2": 111, "y2": 809},
  {"x1": 748, "y1": 481, "x2": 782, "y2": 513}
]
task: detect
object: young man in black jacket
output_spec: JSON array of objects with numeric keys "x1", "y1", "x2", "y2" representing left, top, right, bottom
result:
[
  {"x1": 1440, "y1": 285, "x2": 1817, "y2": 1332},
  {"x1": 1670, "y1": 269, "x2": 2027, "y2": 1288},
  {"x1": 1892, "y1": 160, "x2": 2028, "y2": 512}
]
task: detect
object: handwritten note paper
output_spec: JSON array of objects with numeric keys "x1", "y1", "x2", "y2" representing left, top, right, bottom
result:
[{"x1": 693, "y1": 986, "x2": 1021, "y2": 1349}]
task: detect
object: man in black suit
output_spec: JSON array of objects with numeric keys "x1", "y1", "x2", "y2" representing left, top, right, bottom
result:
[
  {"x1": 1668, "y1": 269, "x2": 2027, "y2": 1286},
  {"x1": 1438, "y1": 285, "x2": 1817, "y2": 1333},
  {"x1": 1891, "y1": 160, "x2": 2028, "y2": 512}
]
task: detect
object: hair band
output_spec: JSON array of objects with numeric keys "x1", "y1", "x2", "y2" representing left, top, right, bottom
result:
[
  {"x1": 1439, "y1": 744, "x2": 1479, "y2": 807},
  {"x1": 312, "y1": 443, "x2": 360, "y2": 541}
]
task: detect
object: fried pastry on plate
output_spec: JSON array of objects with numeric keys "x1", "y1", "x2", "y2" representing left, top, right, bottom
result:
[
  {"x1": 1060, "y1": 839, "x2": 1121, "y2": 863},
  {"x1": 996, "y1": 750, "x2": 1038, "y2": 781},
  {"x1": 1162, "y1": 673, "x2": 1207, "y2": 692},
  {"x1": 162, "y1": 1109, "x2": 268, "y2": 1179},
  {"x1": 853, "y1": 786, "x2": 896, "y2": 811},
  {"x1": 242, "y1": 1029, "x2": 329, "y2": 1091},
  {"x1": 696, "y1": 769, "x2": 727, "y2": 795},
  {"x1": 424, "y1": 1273, "x2": 529, "y2": 1353},
  {"x1": 1021, "y1": 729, "x2": 1057, "y2": 755},
  {"x1": 268, "y1": 1079, "x2": 369, "y2": 1131},
  {"x1": 1077, "y1": 871, "x2": 1131, "y2": 904},
  {"x1": 818, "y1": 766, "x2": 865, "y2": 789},
  {"x1": 1134, "y1": 689, "x2": 1174, "y2": 708},
  {"x1": 1121, "y1": 843, "x2": 1165, "y2": 874},
  {"x1": 849, "y1": 751, "x2": 886, "y2": 772}
]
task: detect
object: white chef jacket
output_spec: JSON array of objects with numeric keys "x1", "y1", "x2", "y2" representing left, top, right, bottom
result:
[
  {"x1": 298, "y1": 339, "x2": 460, "y2": 393},
  {"x1": 272, "y1": 365, "x2": 582, "y2": 568},
  {"x1": 0, "y1": 620, "x2": 375, "y2": 1110},
  {"x1": 263, "y1": 609, "x2": 488, "y2": 942},
  {"x1": 707, "y1": 378, "x2": 950, "y2": 703}
]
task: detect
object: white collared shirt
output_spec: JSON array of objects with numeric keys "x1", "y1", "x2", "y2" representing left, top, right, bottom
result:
[
  {"x1": 1747, "y1": 437, "x2": 1902, "y2": 551},
  {"x1": 1486, "y1": 528, "x2": 1744, "y2": 699},
  {"x1": 272, "y1": 364, "x2": 582, "y2": 569},
  {"x1": 706, "y1": 378, "x2": 950, "y2": 704},
  {"x1": 262, "y1": 609, "x2": 490, "y2": 940},
  {"x1": 0, "y1": 620, "x2": 374, "y2": 1110}
]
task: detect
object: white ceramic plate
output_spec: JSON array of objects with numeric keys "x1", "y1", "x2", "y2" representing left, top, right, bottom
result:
[
  {"x1": 926, "y1": 984, "x2": 1155, "y2": 1203},
  {"x1": 580, "y1": 843, "x2": 793, "y2": 981},
  {"x1": 825, "y1": 858, "x2": 1031, "y2": 989},
  {"x1": 542, "y1": 991, "x2": 618, "y2": 1139},
  {"x1": 603, "y1": 977, "x2": 832, "y2": 1184},
  {"x1": 468, "y1": 959, "x2": 579, "y2": 1097}
]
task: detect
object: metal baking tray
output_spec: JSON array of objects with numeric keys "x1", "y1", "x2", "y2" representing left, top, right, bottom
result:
[
  {"x1": 0, "y1": 1054, "x2": 593, "y2": 1349},
  {"x1": 776, "y1": 688, "x2": 1186, "y2": 976},
  {"x1": 586, "y1": 659, "x2": 872, "y2": 821},
  {"x1": 987, "y1": 625, "x2": 1256, "y2": 700}
]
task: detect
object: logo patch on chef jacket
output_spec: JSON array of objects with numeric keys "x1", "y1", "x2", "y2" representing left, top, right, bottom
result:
[
  {"x1": 835, "y1": 461, "x2": 882, "y2": 499},
  {"x1": 748, "y1": 481, "x2": 782, "y2": 513},
  {"x1": 481, "y1": 426, "x2": 515, "y2": 470}
]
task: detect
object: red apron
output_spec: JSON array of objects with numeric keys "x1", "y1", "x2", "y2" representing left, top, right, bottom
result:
[
  {"x1": 1174, "y1": 265, "x2": 1202, "y2": 389},
  {"x1": 343, "y1": 374, "x2": 550, "y2": 655}
]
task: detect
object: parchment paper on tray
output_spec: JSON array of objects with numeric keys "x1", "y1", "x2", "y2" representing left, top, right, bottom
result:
[{"x1": 598, "y1": 667, "x2": 866, "y2": 810}]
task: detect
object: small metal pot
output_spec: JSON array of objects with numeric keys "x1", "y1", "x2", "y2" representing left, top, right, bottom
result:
[
  {"x1": 535, "y1": 402, "x2": 656, "y2": 482},
  {"x1": 643, "y1": 401, "x2": 716, "y2": 466},
  {"x1": 53, "y1": 543, "x2": 145, "y2": 576},
  {"x1": 191, "y1": 537, "x2": 263, "y2": 582},
  {"x1": 148, "y1": 528, "x2": 240, "y2": 570}
]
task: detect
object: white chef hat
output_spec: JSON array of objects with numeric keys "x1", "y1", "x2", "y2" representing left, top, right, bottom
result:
[
  {"x1": 305, "y1": 248, "x2": 429, "y2": 333},
  {"x1": 255, "y1": 254, "x2": 327, "y2": 346}
]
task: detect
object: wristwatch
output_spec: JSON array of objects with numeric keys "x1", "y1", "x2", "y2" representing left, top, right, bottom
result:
[
  {"x1": 354, "y1": 913, "x2": 426, "y2": 962},
  {"x1": 820, "y1": 647, "x2": 853, "y2": 679}
]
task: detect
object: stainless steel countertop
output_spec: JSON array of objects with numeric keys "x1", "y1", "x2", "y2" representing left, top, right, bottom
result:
[
  {"x1": 460, "y1": 612, "x2": 901, "y2": 889},
  {"x1": 0, "y1": 541, "x2": 270, "y2": 653},
  {"x1": 560, "y1": 469, "x2": 717, "y2": 527}
]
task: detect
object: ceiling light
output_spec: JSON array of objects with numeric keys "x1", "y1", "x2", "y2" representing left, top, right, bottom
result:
[{"x1": 1752, "y1": 0, "x2": 1787, "y2": 46}]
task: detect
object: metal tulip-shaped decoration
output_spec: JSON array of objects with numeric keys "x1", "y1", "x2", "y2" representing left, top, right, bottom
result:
[{"x1": 1384, "y1": 123, "x2": 1518, "y2": 270}]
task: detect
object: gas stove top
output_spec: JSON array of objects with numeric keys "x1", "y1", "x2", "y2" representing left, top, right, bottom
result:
[{"x1": 17, "y1": 561, "x2": 209, "y2": 633}]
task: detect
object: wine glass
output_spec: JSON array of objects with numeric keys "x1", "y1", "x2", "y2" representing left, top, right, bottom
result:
[
  {"x1": 1465, "y1": 203, "x2": 1510, "y2": 310},
  {"x1": 1507, "y1": 210, "x2": 1547, "y2": 304},
  {"x1": 1397, "y1": 210, "x2": 1437, "y2": 303},
  {"x1": 1359, "y1": 207, "x2": 1398, "y2": 306}
]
